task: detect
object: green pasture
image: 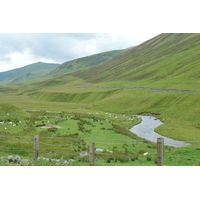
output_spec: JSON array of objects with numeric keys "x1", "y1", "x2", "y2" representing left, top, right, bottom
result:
[
  {"x1": 1, "y1": 34, "x2": 200, "y2": 165},
  {"x1": 0, "y1": 99, "x2": 200, "y2": 165},
  {"x1": 1, "y1": 82, "x2": 200, "y2": 143}
]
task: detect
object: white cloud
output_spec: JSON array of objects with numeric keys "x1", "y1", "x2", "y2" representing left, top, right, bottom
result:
[{"x1": 0, "y1": 33, "x2": 160, "y2": 72}]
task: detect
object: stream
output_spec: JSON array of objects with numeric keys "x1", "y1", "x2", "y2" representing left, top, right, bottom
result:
[
  {"x1": 22, "y1": 108, "x2": 190, "y2": 147},
  {"x1": 130, "y1": 115, "x2": 190, "y2": 147}
]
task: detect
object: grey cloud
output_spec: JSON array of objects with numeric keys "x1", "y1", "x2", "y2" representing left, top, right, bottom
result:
[
  {"x1": 0, "y1": 33, "x2": 121, "y2": 63},
  {"x1": 0, "y1": 33, "x2": 159, "y2": 72},
  {"x1": 0, "y1": 33, "x2": 103, "y2": 63}
]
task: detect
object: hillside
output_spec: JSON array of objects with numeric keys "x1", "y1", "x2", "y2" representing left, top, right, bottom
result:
[
  {"x1": 0, "y1": 33, "x2": 200, "y2": 144},
  {"x1": 0, "y1": 68, "x2": 19, "y2": 82},
  {"x1": 0, "y1": 62, "x2": 60, "y2": 85},
  {"x1": 71, "y1": 33, "x2": 200, "y2": 90},
  {"x1": 14, "y1": 33, "x2": 199, "y2": 143},
  {"x1": 29, "y1": 33, "x2": 200, "y2": 92},
  {"x1": 0, "y1": 103, "x2": 29, "y2": 121},
  {"x1": 46, "y1": 49, "x2": 125, "y2": 77}
]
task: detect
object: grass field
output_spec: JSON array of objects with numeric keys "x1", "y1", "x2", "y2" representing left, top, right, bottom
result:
[
  {"x1": 0, "y1": 98, "x2": 199, "y2": 166},
  {"x1": 0, "y1": 33, "x2": 200, "y2": 166}
]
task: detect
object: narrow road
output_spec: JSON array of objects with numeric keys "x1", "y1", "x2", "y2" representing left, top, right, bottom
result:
[{"x1": 76, "y1": 86, "x2": 200, "y2": 94}]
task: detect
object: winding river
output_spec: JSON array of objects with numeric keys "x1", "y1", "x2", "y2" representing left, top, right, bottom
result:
[{"x1": 130, "y1": 115, "x2": 190, "y2": 147}]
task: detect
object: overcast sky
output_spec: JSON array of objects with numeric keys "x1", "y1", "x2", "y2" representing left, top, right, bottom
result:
[
  {"x1": 0, "y1": 33, "x2": 160, "y2": 73},
  {"x1": 1, "y1": 0, "x2": 200, "y2": 197},
  {"x1": 0, "y1": 1, "x2": 198, "y2": 74}
]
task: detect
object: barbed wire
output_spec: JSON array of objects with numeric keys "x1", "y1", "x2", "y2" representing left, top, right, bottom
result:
[
  {"x1": 95, "y1": 152, "x2": 157, "y2": 156},
  {"x1": 94, "y1": 141, "x2": 147, "y2": 144},
  {"x1": 0, "y1": 134, "x2": 198, "y2": 141},
  {"x1": 1, "y1": 135, "x2": 200, "y2": 145},
  {"x1": 0, "y1": 141, "x2": 33, "y2": 144},
  {"x1": 0, "y1": 135, "x2": 34, "y2": 138},
  {"x1": 182, "y1": 146, "x2": 200, "y2": 148},
  {"x1": 0, "y1": 149, "x2": 33, "y2": 152},
  {"x1": 38, "y1": 151, "x2": 80, "y2": 155},
  {"x1": 39, "y1": 136, "x2": 146, "y2": 142},
  {"x1": 0, "y1": 135, "x2": 149, "y2": 142},
  {"x1": 40, "y1": 142, "x2": 86, "y2": 147},
  {"x1": 165, "y1": 154, "x2": 200, "y2": 162},
  {"x1": 1, "y1": 135, "x2": 200, "y2": 165}
]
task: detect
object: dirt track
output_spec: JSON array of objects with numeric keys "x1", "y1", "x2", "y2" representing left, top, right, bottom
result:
[{"x1": 75, "y1": 86, "x2": 200, "y2": 94}]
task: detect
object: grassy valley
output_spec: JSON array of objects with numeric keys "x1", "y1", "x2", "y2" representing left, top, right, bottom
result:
[{"x1": 0, "y1": 33, "x2": 200, "y2": 165}]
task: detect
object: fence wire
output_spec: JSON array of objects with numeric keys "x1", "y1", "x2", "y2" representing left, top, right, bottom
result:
[{"x1": 0, "y1": 135, "x2": 200, "y2": 166}]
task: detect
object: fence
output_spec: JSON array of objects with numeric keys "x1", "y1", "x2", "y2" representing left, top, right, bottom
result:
[{"x1": 0, "y1": 135, "x2": 200, "y2": 166}]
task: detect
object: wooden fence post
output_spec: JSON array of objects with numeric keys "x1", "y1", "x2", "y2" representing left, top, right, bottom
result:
[
  {"x1": 34, "y1": 135, "x2": 39, "y2": 166},
  {"x1": 157, "y1": 138, "x2": 164, "y2": 166},
  {"x1": 89, "y1": 141, "x2": 95, "y2": 166}
]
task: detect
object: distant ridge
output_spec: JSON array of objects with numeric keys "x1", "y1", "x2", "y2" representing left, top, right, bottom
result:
[
  {"x1": 0, "y1": 68, "x2": 19, "y2": 82},
  {"x1": 0, "y1": 62, "x2": 60, "y2": 85},
  {"x1": 46, "y1": 49, "x2": 125, "y2": 77}
]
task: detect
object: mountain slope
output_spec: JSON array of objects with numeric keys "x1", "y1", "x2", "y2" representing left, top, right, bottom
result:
[
  {"x1": 0, "y1": 68, "x2": 19, "y2": 82},
  {"x1": 1, "y1": 33, "x2": 200, "y2": 142},
  {"x1": 70, "y1": 33, "x2": 200, "y2": 90},
  {"x1": 46, "y1": 49, "x2": 125, "y2": 77},
  {"x1": 26, "y1": 33, "x2": 200, "y2": 92},
  {"x1": 0, "y1": 62, "x2": 60, "y2": 85}
]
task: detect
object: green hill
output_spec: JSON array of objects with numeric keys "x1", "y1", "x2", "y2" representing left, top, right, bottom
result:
[
  {"x1": 0, "y1": 62, "x2": 60, "y2": 85},
  {"x1": 46, "y1": 49, "x2": 125, "y2": 77},
  {"x1": 0, "y1": 103, "x2": 29, "y2": 121},
  {"x1": 18, "y1": 33, "x2": 200, "y2": 143},
  {"x1": 0, "y1": 33, "x2": 200, "y2": 143},
  {"x1": 0, "y1": 68, "x2": 19, "y2": 82},
  {"x1": 29, "y1": 33, "x2": 200, "y2": 92},
  {"x1": 71, "y1": 33, "x2": 200, "y2": 90}
]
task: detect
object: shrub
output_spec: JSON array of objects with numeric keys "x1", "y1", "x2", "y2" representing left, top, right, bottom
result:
[
  {"x1": 47, "y1": 127, "x2": 58, "y2": 133},
  {"x1": 130, "y1": 155, "x2": 138, "y2": 161},
  {"x1": 146, "y1": 155, "x2": 152, "y2": 161}
]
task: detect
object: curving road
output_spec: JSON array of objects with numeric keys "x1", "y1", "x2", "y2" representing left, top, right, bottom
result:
[{"x1": 76, "y1": 86, "x2": 200, "y2": 94}]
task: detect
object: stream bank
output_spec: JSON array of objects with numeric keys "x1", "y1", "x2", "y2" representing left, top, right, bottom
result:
[{"x1": 130, "y1": 115, "x2": 190, "y2": 147}]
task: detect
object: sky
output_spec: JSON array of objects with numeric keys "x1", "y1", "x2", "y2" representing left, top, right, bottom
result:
[
  {"x1": 0, "y1": 1, "x2": 199, "y2": 73},
  {"x1": 0, "y1": 33, "x2": 160, "y2": 72},
  {"x1": 1, "y1": 0, "x2": 200, "y2": 198}
]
